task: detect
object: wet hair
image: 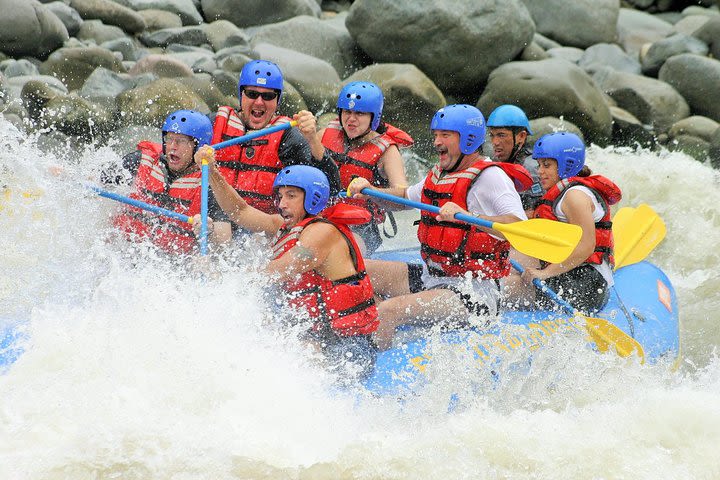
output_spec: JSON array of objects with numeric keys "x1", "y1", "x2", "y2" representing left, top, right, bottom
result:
[{"x1": 577, "y1": 165, "x2": 592, "y2": 177}]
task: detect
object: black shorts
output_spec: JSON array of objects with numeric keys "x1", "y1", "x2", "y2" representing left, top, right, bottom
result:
[{"x1": 538, "y1": 264, "x2": 610, "y2": 314}]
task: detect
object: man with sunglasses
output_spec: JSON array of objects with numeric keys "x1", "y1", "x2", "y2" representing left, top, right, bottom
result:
[{"x1": 210, "y1": 59, "x2": 341, "y2": 215}]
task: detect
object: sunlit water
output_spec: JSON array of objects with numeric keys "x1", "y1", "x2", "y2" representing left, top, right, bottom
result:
[{"x1": 1, "y1": 114, "x2": 719, "y2": 479}]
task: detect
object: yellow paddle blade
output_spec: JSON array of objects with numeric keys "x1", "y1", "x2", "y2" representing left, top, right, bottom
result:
[
  {"x1": 613, "y1": 203, "x2": 666, "y2": 270},
  {"x1": 583, "y1": 316, "x2": 645, "y2": 362},
  {"x1": 495, "y1": 218, "x2": 582, "y2": 264},
  {"x1": 611, "y1": 206, "x2": 635, "y2": 237}
]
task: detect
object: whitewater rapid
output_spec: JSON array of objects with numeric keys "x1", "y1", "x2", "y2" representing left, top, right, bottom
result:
[{"x1": 1, "y1": 115, "x2": 719, "y2": 479}]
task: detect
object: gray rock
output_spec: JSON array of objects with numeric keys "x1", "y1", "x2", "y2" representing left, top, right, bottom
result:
[
  {"x1": 346, "y1": 0, "x2": 534, "y2": 94},
  {"x1": 520, "y1": 0, "x2": 618, "y2": 48},
  {"x1": 115, "y1": 78, "x2": 210, "y2": 126},
  {"x1": 113, "y1": 0, "x2": 203, "y2": 25},
  {"x1": 210, "y1": 69, "x2": 239, "y2": 96},
  {"x1": 617, "y1": 8, "x2": 674, "y2": 58},
  {"x1": 609, "y1": 105, "x2": 655, "y2": 147},
  {"x1": 578, "y1": 43, "x2": 642, "y2": 75},
  {"x1": 667, "y1": 134, "x2": 710, "y2": 162},
  {"x1": 0, "y1": 0, "x2": 69, "y2": 58},
  {"x1": 709, "y1": 127, "x2": 720, "y2": 168},
  {"x1": 165, "y1": 44, "x2": 218, "y2": 73},
  {"x1": 40, "y1": 46, "x2": 126, "y2": 91},
  {"x1": 101, "y1": 37, "x2": 144, "y2": 62},
  {"x1": 681, "y1": 6, "x2": 720, "y2": 18},
  {"x1": 640, "y1": 34, "x2": 709, "y2": 77},
  {"x1": 217, "y1": 52, "x2": 254, "y2": 74},
  {"x1": 673, "y1": 15, "x2": 712, "y2": 36},
  {"x1": 668, "y1": 115, "x2": 719, "y2": 142},
  {"x1": 8, "y1": 75, "x2": 68, "y2": 106},
  {"x1": 252, "y1": 42, "x2": 340, "y2": 112},
  {"x1": 275, "y1": 80, "x2": 307, "y2": 118},
  {"x1": 659, "y1": 54, "x2": 720, "y2": 123},
  {"x1": 201, "y1": 0, "x2": 321, "y2": 28},
  {"x1": 109, "y1": 124, "x2": 162, "y2": 156},
  {"x1": 345, "y1": 63, "x2": 446, "y2": 154},
  {"x1": 520, "y1": 42, "x2": 550, "y2": 62},
  {"x1": 546, "y1": 47, "x2": 585, "y2": 64},
  {"x1": 251, "y1": 14, "x2": 366, "y2": 78},
  {"x1": 140, "y1": 26, "x2": 210, "y2": 48},
  {"x1": 42, "y1": 93, "x2": 114, "y2": 139},
  {"x1": 77, "y1": 19, "x2": 130, "y2": 45},
  {"x1": 692, "y1": 17, "x2": 720, "y2": 59},
  {"x1": 128, "y1": 54, "x2": 194, "y2": 78},
  {"x1": 202, "y1": 20, "x2": 250, "y2": 51},
  {"x1": 79, "y1": 66, "x2": 151, "y2": 108},
  {"x1": 1, "y1": 59, "x2": 41, "y2": 78},
  {"x1": 533, "y1": 32, "x2": 562, "y2": 51},
  {"x1": 592, "y1": 66, "x2": 689, "y2": 133},
  {"x1": 138, "y1": 9, "x2": 182, "y2": 31},
  {"x1": 526, "y1": 117, "x2": 583, "y2": 151},
  {"x1": 477, "y1": 58, "x2": 613, "y2": 145},
  {"x1": 69, "y1": 0, "x2": 146, "y2": 34},
  {"x1": 173, "y1": 76, "x2": 231, "y2": 111},
  {"x1": 45, "y1": 1, "x2": 84, "y2": 36},
  {"x1": 20, "y1": 79, "x2": 65, "y2": 121},
  {"x1": 624, "y1": 0, "x2": 654, "y2": 8}
]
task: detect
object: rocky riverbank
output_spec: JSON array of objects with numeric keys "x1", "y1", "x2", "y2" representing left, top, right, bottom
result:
[{"x1": 0, "y1": 0, "x2": 719, "y2": 166}]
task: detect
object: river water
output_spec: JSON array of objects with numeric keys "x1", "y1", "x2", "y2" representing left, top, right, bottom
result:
[{"x1": 1, "y1": 115, "x2": 719, "y2": 479}]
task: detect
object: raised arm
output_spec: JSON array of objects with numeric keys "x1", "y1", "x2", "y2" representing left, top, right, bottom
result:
[{"x1": 194, "y1": 146, "x2": 283, "y2": 235}]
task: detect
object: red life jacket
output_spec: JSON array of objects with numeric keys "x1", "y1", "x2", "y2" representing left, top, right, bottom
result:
[
  {"x1": 322, "y1": 119, "x2": 414, "y2": 224},
  {"x1": 112, "y1": 141, "x2": 201, "y2": 255},
  {"x1": 211, "y1": 106, "x2": 292, "y2": 213},
  {"x1": 534, "y1": 175, "x2": 622, "y2": 266},
  {"x1": 271, "y1": 204, "x2": 378, "y2": 337},
  {"x1": 417, "y1": 160, "x2": 533, "y2": 279}
]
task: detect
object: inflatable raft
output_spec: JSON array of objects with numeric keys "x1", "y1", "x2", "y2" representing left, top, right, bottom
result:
[{"x1": 363, "y1": 247, "x2": 680, "y2": 396}]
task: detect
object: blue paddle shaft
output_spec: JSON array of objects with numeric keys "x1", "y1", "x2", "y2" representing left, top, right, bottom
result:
[
  {"x1": 210, "y1": 121, "x2": 294, "y2": 150},
  {"x1": 510, "y1": 259, "x2": 574, "y2": 314},
  {"x1": 360, "y1": 188, "x2": 493, "y2": 229},
  {"x1": 89, "y1": 185, "x2": 191, "y2": 223},
  {"x1": 200, "y1": 163, "x2": 209, "y2": 255}
]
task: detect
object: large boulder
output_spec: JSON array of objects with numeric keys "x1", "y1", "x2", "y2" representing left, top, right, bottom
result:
[
  {"x1": 592, "y1": 67, "x2": 690, "y2": 132},
  {"x1": 252, "y1": 42, "x2": 340, "y2": 113},
  {"x1": 40, "y1": 46, "x2": 126, "y2": 91},
  {"x1": 709, "y1": 126, "x2": 720, "y2": 168},
  {"x1": 640, "y1": 33, "x2": 709, "y2": 77},
  {"x1": 520, "y1": 0, "x2": 618, "y2": 48},
  {"x1": 617, "y1": 8, "x2": 674, "y2": 58},
  {"x1": 692, "y1": 16, "x2": 720, "y2": 59},
  {"x1": 69, "y1": 0, "x2": 146, "y2": 34},
  {"x1": 45, "y1": 1, "x2": 85, "y2": 36},
  {"x1": 42, "y1": 94, "x2": 115, "y2": 139},
  {"x1": 128, "y1": 54, "x2": 195, "y2": 78},
  {"x1": 113, "y1": 0, "x2": 203, "y2": 26},
  {"x1": 346, "y1": 0, "x2": 534, "y2": 94},
  {"x1": 477, "y1": 58, "x2": 612, "y2": 145},
  {"x1": 201, "y1": 0, "x2": 320, "y2": 28},
  {"x1": 115, "y1": 78, "x2": 209, "y2": 126},
  {"x1": 251, "y1": 14, "x2": 367, "y2": 78},
  {"x1": 578, "y1": 43, "x2": 641, "y2": 75},
  {"x1": 0, "y1": 0, "x2": 69, "y2": 58},
  {"x1": 344, "y1": 63, "x2": 446, "y2": 154},
  {"x1": 659, "y1": 54, "x2": 720, "y2": 123}
]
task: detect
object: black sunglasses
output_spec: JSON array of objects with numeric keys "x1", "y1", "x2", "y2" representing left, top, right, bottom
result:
[{"x1": 243, "y1": 89, "x2": 279, "y2": 101}]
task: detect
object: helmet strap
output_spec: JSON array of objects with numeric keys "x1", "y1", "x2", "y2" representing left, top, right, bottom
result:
[{"x1": 446, "y1": 152, "x2": 465, "y2": 173}]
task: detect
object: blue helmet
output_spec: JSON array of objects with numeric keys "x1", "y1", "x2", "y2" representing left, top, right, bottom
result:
[
  {"x1": 532, "y1": 132, "x2": 586, "y2": 179},
  {"x1": 487, "y1": 104, "x2": 533, "y2": 134},
  {"x1": 273, "y1": 165, "x2": 330, "y2": 215},
  {"x1": 430, "y1": 104, "x2": 486, "y2": 154},
  {"x1": 238, "y1": 60, "x2": 284, "y2": 103},
  {"x1": 162, "y1": 109, "x2": 212, "y2": 150},
  {"x1": 337, "y1": 81, "x2": 384, "y2": 131}
]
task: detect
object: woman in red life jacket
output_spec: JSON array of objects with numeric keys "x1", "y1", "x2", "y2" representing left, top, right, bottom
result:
[
  {"x1": 296, "y1": 81, "x2": 414, "y2": 254},
  {"x1": 195, "y1": 143, "x2": 379, "y2": 383},
  {"x1": 111, "y1": 110, "x2": 232, "y2": 255},
  {"x1": 521, "y1": 132, "x2": 622, "y2": 313}
]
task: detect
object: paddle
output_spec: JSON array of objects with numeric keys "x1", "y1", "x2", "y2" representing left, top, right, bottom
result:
[
  {"x1": 510, "y1": 260, "x2": 645, "y2": 360},
  {"x1": 612, "y1": 204, "x2": 666, "y2": 270},
  {"x1": 353, "y1": 187, "x2": 582, "y2": 264},
  {"x1": 199, "y1": 159, "x2": 209, "y2": 255},
  {"x1": 88, "y1": 185, "x2": 191, "y2": 223},
  {"x1": 210, "y1": 120, "x2": 297, "y2": 150}
]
